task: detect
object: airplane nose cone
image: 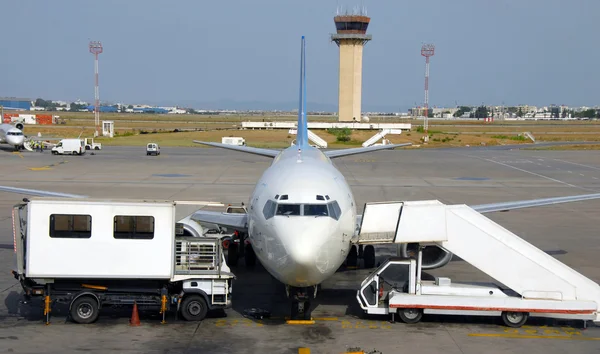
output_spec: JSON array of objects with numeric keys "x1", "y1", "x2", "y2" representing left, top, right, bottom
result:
[
  {"x1": 272, "y1": 217, "x2": 340, "y2": 286},
  {"x1": 7, "y1": 136, "x2": 23, "y2": 147}
]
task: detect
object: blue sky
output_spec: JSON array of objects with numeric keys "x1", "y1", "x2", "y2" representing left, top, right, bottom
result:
[{"x1": 1, "y1": 0, "x2": 598, "y2": 111}]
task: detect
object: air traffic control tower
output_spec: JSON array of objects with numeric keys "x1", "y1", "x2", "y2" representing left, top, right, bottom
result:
[{"x1": 331, "y1": 13, "x2": 372, "y2": 122}]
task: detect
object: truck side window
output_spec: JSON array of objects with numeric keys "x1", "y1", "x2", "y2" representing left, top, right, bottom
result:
[
  {"x1": 114, "y1": 215, "x2": 155, "y2": 239},
  {"x1": 50, "y1": 214, "x2": 92, "y2": 238}
]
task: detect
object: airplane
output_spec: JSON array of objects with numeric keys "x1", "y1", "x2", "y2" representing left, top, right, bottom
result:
[
  {"x1": 0, "y1": 122, "x2": 25, "y2": 150},
  {"x1": 1, "y1": 36, "x2": 600, "y2": 321}
]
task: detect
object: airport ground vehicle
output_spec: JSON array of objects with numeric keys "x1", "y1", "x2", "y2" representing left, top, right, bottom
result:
[
  {"x1": 147, "y1": 142, "x2": 160, "y2": 155},
  {"x1": 51, "y1": 138, "x2": 85, "y2": 155},
  {"x1": 84, "y1": 138, "x2": 102, "y2": 150},
  {"x1": 355, "y1": 200, "x2": 600, "y2": 328},
  {"x1": 221, "y1": 137, "x2": 246, "y2": 146},
  {"x1": 11, "y1": 198, "x2": 234, "y2": 324}
]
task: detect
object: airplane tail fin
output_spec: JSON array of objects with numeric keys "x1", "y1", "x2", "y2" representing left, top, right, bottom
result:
[{"x1": 296, "y1": 36, "x2": 308, "y2": 149}]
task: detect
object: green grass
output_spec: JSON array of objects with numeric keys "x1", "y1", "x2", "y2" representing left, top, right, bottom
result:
[{"x1": 491, "y1": 134, "x2": 528, "y2": 141}]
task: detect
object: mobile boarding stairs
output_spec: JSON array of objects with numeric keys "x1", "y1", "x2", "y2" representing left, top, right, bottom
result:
[{"x1": 354, "y1": 200, "x2": 600, "y2": 326}]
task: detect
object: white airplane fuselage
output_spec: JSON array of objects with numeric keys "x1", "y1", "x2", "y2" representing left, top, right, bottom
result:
[
  {"x1": 246, "y1": 145, "x2": 356, "y2": 288},
  {"x1": 0, "y1": 124, "x2": 25, "y2": 149}
]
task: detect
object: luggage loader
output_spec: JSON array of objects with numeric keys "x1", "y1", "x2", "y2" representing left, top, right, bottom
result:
[{"x1": 357, "y1": 246, "x2": 600, "y2": 328}]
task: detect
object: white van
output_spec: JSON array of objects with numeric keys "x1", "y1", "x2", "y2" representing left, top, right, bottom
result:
[
  {"x1": 51, "y1": 139, "x2": 85, "y2": 155},
  {"x1": 146, "y1": 143, "x2": 160, "y2": 156}
]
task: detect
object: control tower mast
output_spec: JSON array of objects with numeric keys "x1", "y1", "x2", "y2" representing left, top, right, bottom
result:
[{"x1": 331, "y1": 7, "x2": 372, "y2": 122}]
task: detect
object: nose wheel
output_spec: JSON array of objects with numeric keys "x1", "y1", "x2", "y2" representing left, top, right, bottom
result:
[{"x1": 288, "y1": 286, "x2": 312, "y2": 321}]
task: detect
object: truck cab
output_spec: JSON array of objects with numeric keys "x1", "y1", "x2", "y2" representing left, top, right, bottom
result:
[{"x1": 146, "y1": 143, "x2": 160, "y2": 156}]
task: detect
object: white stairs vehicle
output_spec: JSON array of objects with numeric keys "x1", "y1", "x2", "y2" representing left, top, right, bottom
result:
[
  {"x1": 288, "y1": 128, "x2": 327, "y2": 148},
  {"x1": 355, "y1": 200, "x2": 600, "y2": 327},
  {"x1": 362, "y1": 129, "x2": 403, "y2": 148}
]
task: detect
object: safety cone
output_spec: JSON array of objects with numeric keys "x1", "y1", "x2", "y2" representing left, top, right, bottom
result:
[{"x1": 130, "y1": 302, "x2": 141, "y2": 326}]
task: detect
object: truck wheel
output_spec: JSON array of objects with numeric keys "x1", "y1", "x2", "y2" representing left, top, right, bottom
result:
[
  {"x1": 70, "y1": 296, "x2": 100, "y2": 324},
  {"x1": 501, "y1": 311, "x2": 528, "y2": 328},
  {"x1": 398, "y1": 308, "x2": 423, "y2": 324},
  {"x1": 94, "y1": 146, "x2": 100, "y2": 150},
  {"x1": 363, "y1": 245, "x2": 376, "y2": 268},
  {"x1": 180, "y1": 295, "x2": 208, "y2": 321}
]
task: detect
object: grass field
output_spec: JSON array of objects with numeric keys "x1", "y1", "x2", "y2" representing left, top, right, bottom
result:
[{"x1": 20, "y1": 112, "x2": 600, "y2": 149}]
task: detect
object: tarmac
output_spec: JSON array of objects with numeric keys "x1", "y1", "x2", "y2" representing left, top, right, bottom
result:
[{"x1": 1, "y1": 144, "x2": 600, "y2": 354}]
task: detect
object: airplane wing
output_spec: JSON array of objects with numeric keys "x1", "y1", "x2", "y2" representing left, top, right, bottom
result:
[
  {"x1": 355, "y1": 192, "x2": 600, "y2": 225},
  {"x1": 189, "y1": 210, "x2": 248, "y2": 232},
  {"x1": 470, "y1": 193, "x2": 600, "y2": 213},
  {"x1": 0, "y1": 184, "x2": 248, "y2": 228},
  {"x1": 0, "y1": 186, "x2": 87, "y2": 198},
  {"x1": 325, "y1": 143, "x2": 412, "y2": 159},
  {"x1": 193, "y1": 141, "x2": 280, "y2": 158}
]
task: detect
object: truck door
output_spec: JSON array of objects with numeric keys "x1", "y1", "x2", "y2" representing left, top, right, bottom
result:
[{"x1": 12, "y1": 203, "x2": 27, "y2": 275}]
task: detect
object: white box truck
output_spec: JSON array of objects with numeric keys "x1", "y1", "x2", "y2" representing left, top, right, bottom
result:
[
  {"x1": 51, "y1": 138, "x2": 86, "y2": 155},
  {"x1": 11, "y1": 197, "x2": 234, "y2": 324},
  {"x1": 221, "y1": 137, "x2": 246, "y2": 146}
]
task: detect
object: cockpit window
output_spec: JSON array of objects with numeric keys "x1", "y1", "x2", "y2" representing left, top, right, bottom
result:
[
  {"x1": 276, "y1": 204, "x2": 300, "y2": 216},
  {"x1": 7, "y1": 132, "x2": 23, "y2": 136},
  {"x1": 268, "y1": 201, "x2": 342, "y2": 219},
  {"x1": 304, "y1": 204, "x2": 328, "y2": 216},
  {"x1": 263, "y1": 200, "x2": 277, "y2": 220},
  {"x1": 327, "y1": 201, "x2": 342, "y2": 220}
]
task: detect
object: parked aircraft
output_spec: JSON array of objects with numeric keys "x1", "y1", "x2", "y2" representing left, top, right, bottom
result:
[
  {"x1": 0, "y1": 123, "x2": 25, "y2": 150},
  {"x1": 1, "y1": 37, "x2": 600, "y2": 321}
]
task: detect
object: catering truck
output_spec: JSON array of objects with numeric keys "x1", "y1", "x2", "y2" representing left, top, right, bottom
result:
[{"x1": 11, "y1": 197, "x2": 234, "y2": 324}]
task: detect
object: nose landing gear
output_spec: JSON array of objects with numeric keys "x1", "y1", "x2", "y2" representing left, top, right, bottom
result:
[{"x1": 287, "y1": 286, "x2": 313, "y2": 321}]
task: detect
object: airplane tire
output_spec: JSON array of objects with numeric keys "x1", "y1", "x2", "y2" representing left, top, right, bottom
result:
[
  {"x1": 501, "y1": 311, "x2": 528, "y2": 328},
  {"x1": 363, "y1": 245, "x2": 376, "y2": 269},
  {"x1": 227, "y1": 244, "x2": 238, "y2": 267},
  {"x1": 346, "y1": 245, "x2": 358, "y2": 267},
  {"x1": 303, "y1": 301, "x2": 312, "y2": 320},
  {"x1": 245, "y1": 244, "x2": 256, "y2": 267},
  {"x1": 398, "y1": 308, "x2": 423, "y2": 324}
]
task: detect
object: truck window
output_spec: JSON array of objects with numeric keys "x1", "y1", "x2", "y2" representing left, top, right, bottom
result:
[
  {"x1": 50, "y1": 214, "x2": 92, "y2": 238},
  {"x1": 113, "y1": 215, "x2": 155, "y2": 239}
]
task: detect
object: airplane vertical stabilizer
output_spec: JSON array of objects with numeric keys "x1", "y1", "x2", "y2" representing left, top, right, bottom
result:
[{"x1": 296, "y1": 36, "x2": 309, "y2": 149}]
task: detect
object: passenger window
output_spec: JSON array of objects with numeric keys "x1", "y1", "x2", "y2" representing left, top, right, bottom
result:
[
  {"x1": 276, "y1": 204, "x2": 300, "y2": 216},
  {"x1": 50, "y1": 214, "x2": 92, "y2": 238},
  {"x1": 114, "y1": 215, "x2": 155, "y2": 239},
  {"x1": 304, "y1": 204, "x2": 328, "y2": 216},
  {"x1": 262, "y1": 200, "x2": 277, "y2": 220}
]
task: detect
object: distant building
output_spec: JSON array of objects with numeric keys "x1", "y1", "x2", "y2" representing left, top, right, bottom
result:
[
  {"x1": 85, "y1": 105, "x2": 119, "y2": 113},
  {"x1": 0, "y1": 97, "x2": 32, "y2": 110}
]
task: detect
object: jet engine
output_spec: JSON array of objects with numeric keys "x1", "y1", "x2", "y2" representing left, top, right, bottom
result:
[
  {"x1": 15, "y1": 123, "x2": 24, "y2": 130},
  {"x1": 400, "y1": 243, "x2": 453, "y2": 270}
]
